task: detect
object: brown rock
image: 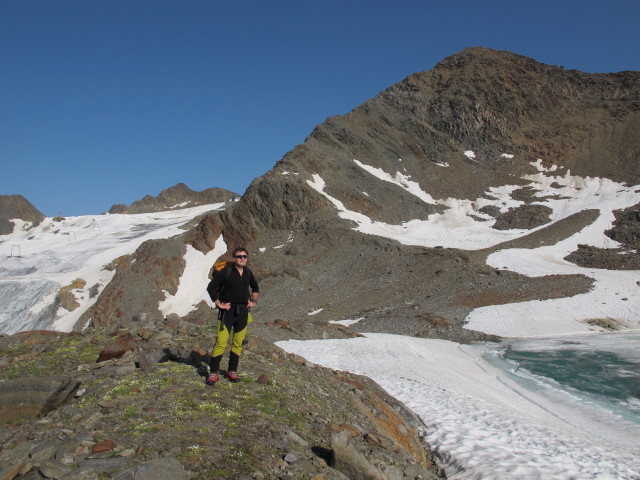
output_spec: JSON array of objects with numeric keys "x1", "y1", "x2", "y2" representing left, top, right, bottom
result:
[
  {"x1": 92, "y1": 439, "x2": 116, "y2": 454},
  {"x1": 339, "y1": 423, "x2": 360, "y2": 437},
  {"x1": 416, "y1": 313, "x2": 451, "y2": 328},
  {"x1": 353, "y1": 392, "x2": 431, "y2": 468},
  {"x1": 97, "y1": 333, "x2": 136, "y2": 362},
  {"x1": 0, "y1": 461, "x2": 26, "y2": 480}
]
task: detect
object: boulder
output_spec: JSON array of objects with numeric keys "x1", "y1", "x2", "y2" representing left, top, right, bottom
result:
[{"x1": 0, "y1": 377, "x2": 80, "y2": 423}]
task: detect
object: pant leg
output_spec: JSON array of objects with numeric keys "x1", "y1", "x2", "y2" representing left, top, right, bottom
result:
[
  {"x1": 228, "y1": 352, "x2": 240, "y2": 372},
  {"x1": 230, "y1": 321, "x2": 248, "y2": 356},
  {"x1": 228, "y1": 306, "x2": 249, "y2": 371},
  {"x1": 212, "y1": 316, "x2": 231, "y2": 358}
]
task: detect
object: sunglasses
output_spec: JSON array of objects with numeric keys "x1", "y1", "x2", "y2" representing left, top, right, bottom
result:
[{"x1": 234, "y1": 255, "x2": 248, "y2": 259}]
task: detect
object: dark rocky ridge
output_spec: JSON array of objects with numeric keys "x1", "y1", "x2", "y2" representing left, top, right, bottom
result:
[
  {"x1": 81, "y1": 47, "x2": 640, "y2": 337},
  {"x1": 0, "y1": 195, "x2": 45, "y2": 235},
  {"x1": 108, "y1": 183, "x2": 238, "y2": 214}
]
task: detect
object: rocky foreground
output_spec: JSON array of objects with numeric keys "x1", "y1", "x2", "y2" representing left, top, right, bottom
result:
[{"x1": 0, "y1": 315, "x2": 443, "y2": 480}]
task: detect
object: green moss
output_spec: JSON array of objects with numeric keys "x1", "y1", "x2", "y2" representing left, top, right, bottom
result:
[
  {"x1": 48, "y1": 343, "x2": 101, "y2": 367},
  {"x1": 277, "y1": 406, "x2": 304, "y2": 428},
  {"x1": 122, "y1": 404, "x2": 139, "y2": 420},
  {"x1": 197, "y1": 401, "x2": 222, "y2": 413},
  {"x1": 157, "y1": 362, "x2": 195, "y2": 374},
  {"x1": 126, "y1": 419, "x2": 160, "y2": 435},
  {"x1": 3, "y1": 359, "x2": 43, "y2": 379}
]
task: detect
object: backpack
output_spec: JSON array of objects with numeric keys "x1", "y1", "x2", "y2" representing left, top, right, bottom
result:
[
  {"x1": 209, "y1": 261, "x2": 253, "y2": 281},
  {"x1": 209, "y1": 260, "x2": 233, "y2": 280}
]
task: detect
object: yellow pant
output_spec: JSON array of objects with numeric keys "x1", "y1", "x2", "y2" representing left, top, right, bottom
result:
[{"x1": 212, "y1": 307, "x2": 249, "y2": 358}]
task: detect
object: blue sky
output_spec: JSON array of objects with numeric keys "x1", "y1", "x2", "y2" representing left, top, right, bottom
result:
[{"x1": 1, "y1": 1, "x2": 638, "y2": 216}]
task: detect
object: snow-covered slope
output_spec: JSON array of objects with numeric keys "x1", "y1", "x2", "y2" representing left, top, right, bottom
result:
[{"x1": 0, "y1": 203, "x2": 225, "y2": 334}]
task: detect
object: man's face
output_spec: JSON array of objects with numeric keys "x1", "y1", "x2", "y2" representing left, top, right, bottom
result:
[{"x1": 233, "y1": 251, "x2": 248, "y2": 267}]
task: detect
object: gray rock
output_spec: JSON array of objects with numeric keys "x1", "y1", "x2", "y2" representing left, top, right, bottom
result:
[
  {"x1": 284, "y1": 430, "x2": 309, "y2": 447},
  {"x1": 284, "y1": 453, "x2": 298, "y2": 463},
  {"x1": 383, "y1": 464, "x2": 404, "y2": 480},
  {"x1": 139, "y1": 350, "x2": 170, "y2": 367},
  {"x1": 112, "y1": 471, "x2": 136, "y2": 480},
  {"x1": 77, "y1": 412, "x2": 103, "y2": 429},
  {"x1": 330, "y1": 430, "x2": 386, "y2": 480},
  {"x1": 54, "y1": 434, "x2": 94, "y2": 460},
  {"x1": 130, "y1": 457, "x2": 187, "y2": 480},
  {"x1": 39, "y1": 459, "x2": 69, "y2": 479},
  {"x1": 403, "y1": 463, "x2": 440, "y2": 480},
  {"x1": 76, "y1": 457, "x2": 133, "y2": 474},
  {"x1": 178, "y1": 321, "x2": 200, "y2": 335},
  {"x1": 0, "y1": 427, "x2": 13, "y2": 444},
  {"x1": 61, "y1": 470, "x2": 102, "y2": 480},
  {"x1": 30, "y1": 441, "x2": 58, "y2": 465},
  {"x1": 320, "y1": 466, "x2": 352, "y2": 480},
  {"x1": 0, "y1": 439, "x2": 33, "y2": 465}
]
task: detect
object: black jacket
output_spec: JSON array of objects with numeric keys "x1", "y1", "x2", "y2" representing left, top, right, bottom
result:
[{"x1": 207, "y1": 265, "x2": 259, "y2": 305}]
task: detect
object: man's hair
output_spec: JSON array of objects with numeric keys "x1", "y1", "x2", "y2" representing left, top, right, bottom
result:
[{"x1": 232, "y1": 246, "x2": 248, "y2": 256}]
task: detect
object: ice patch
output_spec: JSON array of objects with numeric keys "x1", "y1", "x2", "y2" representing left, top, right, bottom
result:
[
  {"x1": 329, "y1": 317, "x2": 364, "y2": 327},
  {"x1": 353, "y1": 159, "x2": 437, "y2": 204}
]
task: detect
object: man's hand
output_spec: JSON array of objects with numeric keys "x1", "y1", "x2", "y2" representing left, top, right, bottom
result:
[
  {"x1": 248, "y1": 300, "x2": 257, "y2": 309},
  {"x1": 215, "y1": 300, "x2": 231, "y2": 310}
]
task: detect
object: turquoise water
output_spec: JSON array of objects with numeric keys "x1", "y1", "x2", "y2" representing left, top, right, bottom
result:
[{"x1": 483, "y1": 332, "x2": 640, "y2": 422}]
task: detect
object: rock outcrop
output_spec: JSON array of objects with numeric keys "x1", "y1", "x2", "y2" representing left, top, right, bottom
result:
[
  {"x1": 0, "y1": 377, "x2": 80, "y2": 423},
  {"x1": 0, "y1": 195, "x2": 45, "y2": 235}
]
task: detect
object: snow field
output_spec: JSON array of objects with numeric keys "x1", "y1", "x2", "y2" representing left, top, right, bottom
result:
[{"x1": 278, "y1": 334, "x2": 640, "y2": 480}]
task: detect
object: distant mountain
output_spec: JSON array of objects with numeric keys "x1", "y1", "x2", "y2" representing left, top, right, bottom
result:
[
  {"x1": 0, "y1": 195, "x2": 45, "y2": 235},
  {"x1": 108, "y1": 183, "x2": 238, "y2": 214},
  {"x1": 225, "y1": 46, "x2": 639, "y2": 239},
  {"x1": 12, "y1": 47, "x2": 638, "y2": 340}
]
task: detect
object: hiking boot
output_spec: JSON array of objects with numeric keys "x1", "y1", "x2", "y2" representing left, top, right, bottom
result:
[
  {"x1": 226, "y1": 371, "x2": 240, "y2": 383},
  {"x1": 206, "y1": 372, "x2": 219, "y2": 385}
]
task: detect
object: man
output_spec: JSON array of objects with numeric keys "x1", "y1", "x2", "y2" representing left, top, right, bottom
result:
[{"x1": 205, "y1": 247, "x2": 259, "y2": 384}]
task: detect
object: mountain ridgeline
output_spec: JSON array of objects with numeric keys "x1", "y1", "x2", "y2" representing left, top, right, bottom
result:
[
  {"x1": 82, "y1": 47, "x2": 640, "y2": 338},
  {"x1": 108, "y1": 182, "x2": 238, "y2": 214}
]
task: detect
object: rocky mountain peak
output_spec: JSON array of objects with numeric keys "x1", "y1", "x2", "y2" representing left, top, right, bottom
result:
[
  {"x1": 109, "y1": 183, "x2": 238, "y2": 214},
  {"x1": 217, "y1": 47, "x2": 639, "y2": 243},
  {"x1": 0, "y1": 194, "x2": 45, "y2": 235}
]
